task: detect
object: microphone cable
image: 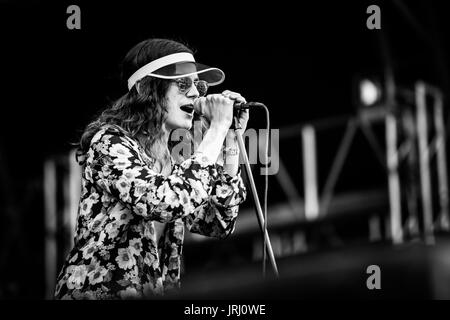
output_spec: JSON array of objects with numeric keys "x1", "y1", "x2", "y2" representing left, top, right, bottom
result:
[
  {"x1": 261, "y1": 103, "x2": 270, "y2": 278},
  {"x1": 244, "y1": 102, "x2": 270, "y2": 278}
]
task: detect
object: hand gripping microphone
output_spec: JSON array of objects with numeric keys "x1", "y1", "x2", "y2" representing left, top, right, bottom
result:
[{"x1": 193, "y1": 98, "x2": 259, "y2": 115}]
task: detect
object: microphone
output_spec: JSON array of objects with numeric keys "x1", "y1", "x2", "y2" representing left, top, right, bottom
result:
[
  {"x1": 233, "y1": 101, "x2": 254, "y2": 110},
  {"x1": 193, "y1": 99, "x2": 258, "y2": 115}
]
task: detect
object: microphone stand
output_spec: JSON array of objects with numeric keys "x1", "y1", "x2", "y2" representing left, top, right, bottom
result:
[{"x1": 231, "y1": 114, "x2": 279, "y2": 278}]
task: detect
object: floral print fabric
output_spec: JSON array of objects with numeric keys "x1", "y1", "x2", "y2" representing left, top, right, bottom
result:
[{"x1": 54, "y1": 125, "x2": 246, "y2": 299}]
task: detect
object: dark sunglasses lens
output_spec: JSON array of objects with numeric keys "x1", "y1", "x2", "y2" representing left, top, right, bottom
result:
[
  {"x1": 175, "y1": 78, "x2": 208, "y2": 96},
  {"x1": 196, "y1": 81, "x2": 208, "y2": 96},
  {"x1": 175, "y1": 78, "x2": 192, "y2": 92}
]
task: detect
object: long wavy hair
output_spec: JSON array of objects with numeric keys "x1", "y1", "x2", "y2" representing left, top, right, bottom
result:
[{"x1": 77, "y1": 38, "x2": 201, "y2": 166}]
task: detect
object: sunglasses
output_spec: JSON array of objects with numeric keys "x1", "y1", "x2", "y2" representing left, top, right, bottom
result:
[{"x1": 173, "y1": 77, "x2": 209, "y2": 97}]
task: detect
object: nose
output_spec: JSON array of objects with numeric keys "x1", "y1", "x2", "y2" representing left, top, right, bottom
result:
[{"x1": 186, "y1": 82, "x2": 200, "y2": 99}]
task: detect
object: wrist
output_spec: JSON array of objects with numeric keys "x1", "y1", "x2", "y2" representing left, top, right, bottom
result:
[
  {"x1": 210, "y1": 120, "x2": 231, "y2": 132},
  {"x1": 223, "y1": 145, "x2": 239, "y2": 158}
]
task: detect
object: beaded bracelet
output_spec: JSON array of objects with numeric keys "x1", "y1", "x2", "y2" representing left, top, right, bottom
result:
[{"x1": 223, "y1": 146, "x2": 239, "y2": 156}]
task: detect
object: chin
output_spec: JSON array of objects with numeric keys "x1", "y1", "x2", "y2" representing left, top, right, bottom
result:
[
  {"x1": 183, "y1": 122, "x2": 193, "y2": 130},
  {"x1": 181, "y1": 118, "x2": 193, "y2": 130},
  {"x1": 166, "y1": 120, "x2": 192, "y2": 130},
  {"x1": 169, "y1": 121, "x2": 192, "y2": 131}
]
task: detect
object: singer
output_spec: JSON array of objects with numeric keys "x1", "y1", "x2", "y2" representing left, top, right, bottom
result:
[{"x1": 54, "y1": 38, "x2": 249, "y2": 299}]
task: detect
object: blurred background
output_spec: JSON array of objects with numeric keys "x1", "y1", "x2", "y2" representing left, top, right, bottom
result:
[{"x1": 1, "y1": 0, "x2": 450, "y2": 299}]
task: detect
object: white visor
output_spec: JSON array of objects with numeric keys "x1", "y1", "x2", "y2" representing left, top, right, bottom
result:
[{"x1": 127, "y1": 52, "x2": 225, "y2": 90}]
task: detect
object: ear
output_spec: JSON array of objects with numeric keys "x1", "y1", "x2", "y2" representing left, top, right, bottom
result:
[{"x1": 136, "y1": 81, "x2": 141, "y2": 95}]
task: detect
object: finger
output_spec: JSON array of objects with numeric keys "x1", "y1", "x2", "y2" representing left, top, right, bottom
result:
[
  {"x1": 239, "y1": 108, "x2": 249, "y2": 117},
  {"x1": 239, "y1": 110, "x2": 249, "y2": 123},
  {"x1": 194, "y1": 97, "x2": 206, "y2": 114},
  {"x1": 222, "y1": 90, "x2": 246, "y2": 103},
  {"x1": 210, "y1": 94, "x2": 232, "y2": 105},
  {"x1": 239, "y1": 110, "x2": 249, "y2": 120}
]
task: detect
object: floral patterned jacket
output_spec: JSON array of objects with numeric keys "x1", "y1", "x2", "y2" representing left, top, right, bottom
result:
[{"x1": 54, "y1": 124, "x2": 247, "y2": 299}]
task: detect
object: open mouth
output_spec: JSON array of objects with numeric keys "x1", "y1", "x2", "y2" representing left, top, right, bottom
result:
[{"x1": 180, "y1": 104, "x2": 194, "y2": 114}]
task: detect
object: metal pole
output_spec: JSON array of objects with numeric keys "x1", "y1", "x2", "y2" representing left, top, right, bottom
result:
[
  {"x1": 386, "y1": 112, "x2": 403, "y2": 244},
  {"x1": 275, "y1": 157, "x2": 304, "y2": 219},
  {"x1": 416, "y1": 82, "x2": 435, "y2": 244},
  {"x1": 302, "y1": 125, "x2": 319, "y2": 220},
  {"x1": 433, "y1": 91, "x2": 450, "y2": 231},
  {"x1": 319, "y1": 118, "x2": 358, "y2": 218},
  {"x1": 44, "y1": 158, "x2": 57, "y2": 299}
]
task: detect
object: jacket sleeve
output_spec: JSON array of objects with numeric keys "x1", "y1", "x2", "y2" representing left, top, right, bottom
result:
[
  {"x1": 184, "y1": 164, "x2": 247, "y2": 239},
  {"x1": 86, "y1": 127, "x2": 219, "y2": 223}
]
